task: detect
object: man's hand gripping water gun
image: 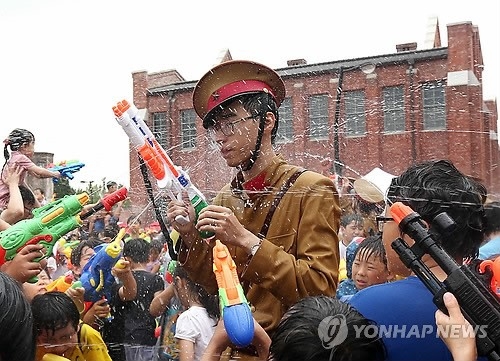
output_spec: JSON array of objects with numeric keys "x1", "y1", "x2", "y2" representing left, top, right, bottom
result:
[
  {"x1": 213, "y1": 239, "x2": 254, "y2": 347},
  {"x1": 47, "y1": 160, "x2": 85, "y2": 183},
  {"x1": 0, "y1": 187, "x2": 128, "y2": 282},
  {"x1": 112, "y1": 99, "x2": 213, "y2": 239},
  {"x1": 389, "y1": 202, "x2": 500, "y2": 361}
]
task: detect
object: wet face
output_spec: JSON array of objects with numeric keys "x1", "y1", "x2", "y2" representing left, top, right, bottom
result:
[
  {"x1": 208, "y1": 101, "x2": 260, "y2": 168},
  {"x1": 352, "y1": 250, "x2": 392, "y2": 290},
  {"x1": 341, "y1": 220, "x2": 362, "y2": 245},
  {"x1": 37, "y1": 323, "x2": 78, "y2": 357}
]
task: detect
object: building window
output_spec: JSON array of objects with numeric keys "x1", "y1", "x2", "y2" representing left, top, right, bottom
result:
[
  {"x1": 308, "y1": 94, "x2": 329, "y2": 140},
  {"x1": 276, "y1": 97, "x2": 293, "y2": 143},
  {"x1": 345, "y1": 90, "x2": 366, "y2": 136},
  {"x1": 422, "y1": 81, "x2": 446, "y2": 130},
  {"x1": 180, "y1": 109, "x2": 197, "y2": 149},
  {"x1": 152, "y1": 112, "x2": 169, "y2": 150},
  {"x1": 382, "y1": 86, "x2": 405, "y2": 133}
]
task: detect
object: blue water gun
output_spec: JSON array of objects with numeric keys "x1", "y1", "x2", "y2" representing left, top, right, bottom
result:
[
  {"x1": 48, "y1": 160, "x2": 85, "y2": 183},
  {"x1": 80, "y1": 228, "x2": 125, "y2": 303}
]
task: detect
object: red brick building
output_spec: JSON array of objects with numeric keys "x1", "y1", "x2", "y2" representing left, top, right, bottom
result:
[{"x1": 127, "y1": 20, "x2": 499, "y2": 219}]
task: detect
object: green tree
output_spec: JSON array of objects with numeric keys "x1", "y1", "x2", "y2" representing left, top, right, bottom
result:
[{"x1": 53, "y1": 178, "x2": 76, "y2": 199}]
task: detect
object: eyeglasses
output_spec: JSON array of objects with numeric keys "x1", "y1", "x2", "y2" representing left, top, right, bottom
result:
[
  {"x1": 208, "y1": 114, "x2": 260, "y2": 137},
  {"x1": 376, "y1": 215, "x2": 394, "y2": 233}
]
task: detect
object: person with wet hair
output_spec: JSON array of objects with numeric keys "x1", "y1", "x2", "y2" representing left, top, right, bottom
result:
[
  {"x1": 0, "y1": 128, "x2": 60, "y2": 215},
  {"x1": 202, "y1": 295, "x2": 386, "y2": 361},
  {"x1": 0, "y1": 271, "x2": 35, "y2": 361},
  {"x1": 350, "y1": 160, "x2": 487, "y2": 361},
  {"x1": 32, "y1": 291, "x2": 111, "y2": 361},
  {"x1": 167, "y1": 60, "x2": 340, "y2": 360}
]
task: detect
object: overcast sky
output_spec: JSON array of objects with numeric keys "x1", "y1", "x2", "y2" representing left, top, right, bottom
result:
[{"x1": 0, "y1": 0, "x2": 498, "y2": 191}]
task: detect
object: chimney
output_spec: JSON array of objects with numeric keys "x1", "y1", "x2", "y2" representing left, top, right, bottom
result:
[
  {"x1": 396, "y1": 42, "x2": 417, "y2": 52},
  {"x1": 287, "y1": 59, "x2": 307, "y2": 67}
]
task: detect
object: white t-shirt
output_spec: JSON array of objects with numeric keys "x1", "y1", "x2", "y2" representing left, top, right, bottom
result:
[{"x1": 175, "y1": 306, "x2": 216, "y2": 361}]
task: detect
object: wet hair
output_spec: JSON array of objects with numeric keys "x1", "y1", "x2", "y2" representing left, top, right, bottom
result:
[
  {"x1": 32, "y1": 291, "x2": 80, "y2": 337},
  {"x1": 354, "y1": 235, "x2": 387, "y2": 268},
  {"x1": 123, "y1": 238, "x2": 150, "y2": 263},
  {"x1": 70, "y1": 238, "x2": 103, "y2": 267},
  {"x1": 0, "y1": 272, "x2": 35, "y2": 361},
  {"x1": 270, "y1": 295, "x2": 386, "y2": 361},
  {"x1": 2, "y1": 128, "x2": 35, "y2": 171},
  {"x1": 386, "y1": 160, "x2": 486, "y2": 259},
  {"x1": 173, "y1": 263, "x2": 219, "y2": 322},
  {"x1": 483, "y1": 201, "x2": 500, "y2": 237}
]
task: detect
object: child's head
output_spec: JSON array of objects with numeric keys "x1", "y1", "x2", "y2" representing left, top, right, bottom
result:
[
  {"x1": 0, "y1": 272, "x2": 35, "y2": 361},
  {"x1": 123, "y1": 238, "x2": 150, "y2": 264},
  {"x1": 172, "y1": 263, "x2": 219, "y2": 322},
  {"x1": 127, "y1": 214, "x2": 142, "y2": 234},
  {"x1": 149, "y1": 238, "x2": 163, "y2": 261},
  {"x1": 270, "y1": 295, "x2": 386, "y2": 361},
  {"x1": 352, "y1": 235, "x2": 393, "y2": 291},
  {"x1": 340, "y1": 213, "x2": 364, "y2": 245},
  {"x1": 33, "y1": 188, "x2": 46, "y2": 202},
  {"x1": 70, "y1": 238, "x2": 102, "y2": 277},
  {"x1": 31, "y1": 291, "x2": 80, "y2": 358},
  {"x1": 3, "y1": 128, "x2": 35, "y2": 160}
]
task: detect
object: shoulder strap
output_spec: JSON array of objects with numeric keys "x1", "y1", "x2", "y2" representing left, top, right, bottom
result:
[{"x1": 258, "y1": 168, "x2": 306, "y2": 238}]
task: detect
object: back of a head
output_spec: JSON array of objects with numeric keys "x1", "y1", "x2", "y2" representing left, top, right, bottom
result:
[
  {"x1": 386, "y1": 160, "x2": 486, "y2": 259},
  {"x1": 0, "y1": 272, "x2": 35, "y2": 361},
  {"x1": 270, "y1": 295, "x2": 385, "y2": 361},
  {"x1": 123, "y1": 238, "x2": 150, "y2": 263},
  {"x1": 32, "y1": 292, "x2": 80, "y2": 338}
]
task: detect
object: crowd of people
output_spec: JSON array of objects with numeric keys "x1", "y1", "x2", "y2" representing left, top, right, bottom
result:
[{"x1": 0, "y1": 59, "x2": 498, "y2": 361}]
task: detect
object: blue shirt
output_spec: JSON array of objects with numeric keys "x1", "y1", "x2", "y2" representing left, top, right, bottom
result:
[
  {"x1": 479, "y1": 236, "x2": 500, "y2": 260},
  {"x1": 349, "y1": 277, "x2": 453, "y2": 361}
]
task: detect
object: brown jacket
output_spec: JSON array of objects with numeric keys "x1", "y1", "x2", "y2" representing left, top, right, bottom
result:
[{"x1": 178, "y1": 156, "x2": 340, "y2": 332}]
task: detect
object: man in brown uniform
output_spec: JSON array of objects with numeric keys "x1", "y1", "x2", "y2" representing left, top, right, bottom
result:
[{"x1": 167, "y1": 60, "x2": 340, "y2": 360}]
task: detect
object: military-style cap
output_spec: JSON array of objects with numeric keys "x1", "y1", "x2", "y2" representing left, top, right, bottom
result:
[{"x1": 193, "y1": 60, "x2": 286, "y2": 128}]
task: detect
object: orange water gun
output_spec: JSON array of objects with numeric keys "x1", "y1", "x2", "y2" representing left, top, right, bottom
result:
[
  {"x1": 45, "y1": 273, "x2": 75, "y2": 293},
  {"x1": 480, "y1": 257, "x2": 500, "y2": 296},
  {"x1": 213, "y1": 240, "x2": 254, "y2": 347}
]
